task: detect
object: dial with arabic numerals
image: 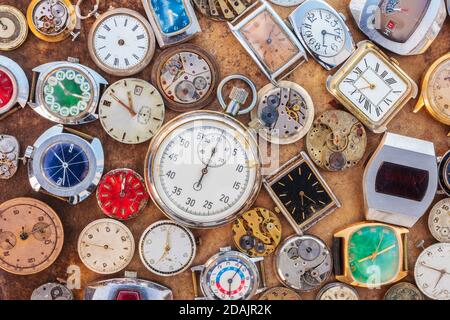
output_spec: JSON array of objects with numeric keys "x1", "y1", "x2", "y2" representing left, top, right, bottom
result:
[
  {"x1": 300, "y1": 8, "x2": 346, "y2": 57},
  {"x1": 77, "y1": 218, "x2": 135, "y2": 274},
  {"x1": 338, "y1": 51, "x2": 408, "y2": 122}
]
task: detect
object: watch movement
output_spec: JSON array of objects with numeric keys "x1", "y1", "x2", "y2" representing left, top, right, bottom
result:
[
  {"x1": 316, "y1": 282, "x2": 359, "y2": 300},
  {"x1": 0, "y1": 5, "x2": 28, "y2": 51},
  {"x1": 31, "y1": 282, "x2": 73, "y2": 300},
  {"x1": 383, "y1": 282, "x2": 423, "y2": 300},
  {"x1": 428, "y1": 198, "x2": 450, "y2": 243},
  {"x1": 0, "y1": 134, "x2": 19, "y2": 179}
]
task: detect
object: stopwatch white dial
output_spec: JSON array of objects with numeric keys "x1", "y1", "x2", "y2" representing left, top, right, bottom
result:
[
  {"x1": 146, "y1": 111, "x2": 261, "y2": 228},
  {"x1": 139, "y1": 220, "x2": 196, "y2": 276},
  {"x1": 77, "y1": 218, "x2": 135, "y2": 274}
]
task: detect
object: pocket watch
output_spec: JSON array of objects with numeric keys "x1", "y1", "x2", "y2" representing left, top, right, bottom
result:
[
  {"x1": 141, "y1": 0, "x2": 201, "y2": 48},
  {"x1": 31, "y1": 282, "x2": 73, "y2": 300},
  {"x1": 192, "y1": 0, "x2": 255, "y2": 21},
  {"x1": 191, "y1": 247, "x2": 266, "y2": 300},
  {"x1": 414, "y1": 242, "x2": 450, "y2": 300},
  {"x1": 333, "y1": 222, "x2": 408, "y2": 288},
  {"x1": 288, "y1": 0, "x2": 356, "y2": 70},
  {"x1": 28, "y1": 57, "x2": 108, "y2": 125},
  {"x1": 27, "y1": 0, "x2": 80, "y2": 42},
  {"x1": 349, "y1": 0, "x2": 447, "y2": 56},
  {"x1": 326, "y1": 40, "x2": 418, "y2": 133},
  {"x1": 99, "y1": 78, "x2": 165, "y2": 144},
  {"x1": 25, "y1": 124, "x2": 104, "y2": 205},
  {"x1": 87, "y1": 8, "x2": 155, "y2": 77},
  {"x1": 0, "y1": 197, "x2": 64, "y2": 275},
  {"x1": 316, "y1": 282, "x2": 359, "y2": 300},
  {"x1": 248, "y1": 80, "x2": 314, "y2": 144},
  {"x1": 0, "y1": 5, "x2": 28, "y2": 51},
  {"x1": 438, "y1": 149, "x2": 450, "y2": 197},
  {"x1": 84, "y1": 271, "x2": 173, "y2": 300},
  {"x1": 258, "y1": 287, "x2": 301, "y2": 300},
  {"x1": 96, "y1": 168, "x2": 149, "y2": 221},
  {"x1": 228, "y1": 0, "x2": 308, "y2": 84},
  {"x1": 414, "y1": 53, "x2": 450, "y2": 127},
  {"x1": 0, "y1": 55, "x2": 29, "y2": 121},
  {"x1": 0, "y1": 134, "x2": 19, "y2": 179},
  {"x1": 428, "y1": 198, "x2": 450, "y2": 243},
  {"x1": 363, "y1": 132, "x2": 437, "y2": 228},
  {"x1": 78, "y1": 218, "x2": 135, "y2": 275},
  {"x1": 139, "y1": 220, "x2": 197, "y2": 276},
  {"x1": 275, "y1": 234, "x2": 332, "y2": 291},
  {"x1": 151, "y1": 44, "x2": 219, "y2": 112},
  {"x1": 232, "y1": 207, "x2": 282, "y2": 257},
  {"x1": 383, "y1": 282, "x2": 423, "y2": 300},
  {"x1": 264, "y1": 151, "x2": 341, "y2": 234}
]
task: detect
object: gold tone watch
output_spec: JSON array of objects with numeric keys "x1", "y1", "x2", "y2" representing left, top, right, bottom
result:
[
  {"x1": 326, "y1": 41, "x2": 418, "y2": 133},
  {"x1": 0, "y1": 5, "x2": 28, "y2": 51}
]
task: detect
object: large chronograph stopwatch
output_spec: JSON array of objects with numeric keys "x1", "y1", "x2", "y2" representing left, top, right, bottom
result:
[{"x1": 145, "y1": 75, "x2": 261, "y2": 228}]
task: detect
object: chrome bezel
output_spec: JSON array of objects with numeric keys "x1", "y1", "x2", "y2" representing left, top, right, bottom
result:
[{"x1": 0, "y1": 55, "x2": 29, "y2": 114}]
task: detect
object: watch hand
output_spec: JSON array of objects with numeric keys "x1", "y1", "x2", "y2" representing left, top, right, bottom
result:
[
  {"x1": 372, "y1": 233, "x2": 385, "y2": 261},
  {"x1": 110, "y1": 93, "x2": 137, "y2": 117},
  {"x1": 70, "y1": 92, "x2": 87, "y2": 100},
  {"x1": 0, "y1": 20, "x2": 7, "y2": 30},
  {"x1": 30, "y1": 224, "x2": 51, "y2": 235},
  {"x1": 299, "y1": 192, "x2": 304, "y2": 206},
  {"x1": 420, "y1": 263, "x2": 448, "y2": 274},
  {"x1": 360, "y1": 74, "x2": 376, "y2": 89},
  {"x1": 120, "y1": 174, "x2": 126, "y2": 197},
  {"x1": 57, "y1": 80, "x2": 69, "y2": 95},
  {"x1": 84, "y1": 242, "x2": 114, "y2": 250},
  {"x1": 302, "y1": 192, "x2": 316, "y2": 204},
  {"x1": 227, "y1": 265, "x2": 243, "y2": 296},
  {"x1": 194, "y1": 131, "x2": 225, "y2": 188},
  {"x1": 357, "y1": 244, "x2": 396, "y2": 263},
  {"x1": 127, "y1": 91, "x2": 135, "y2": 112}
]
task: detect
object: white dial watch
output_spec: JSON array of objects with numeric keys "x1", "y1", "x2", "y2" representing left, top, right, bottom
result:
[
  {"x1": 428, "y1": 198, "x2": 450, "y2": 243},
  {"x1": 269, "y1": 0, "x2": 305, "y2": 6}
]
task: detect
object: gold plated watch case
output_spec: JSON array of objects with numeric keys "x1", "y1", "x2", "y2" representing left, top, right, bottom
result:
[{"x1": 0, "y1": 5, "x2": 28, "y2": 51}]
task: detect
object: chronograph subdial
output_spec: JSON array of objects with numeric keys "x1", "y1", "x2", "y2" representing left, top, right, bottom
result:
[{"x1": 197, "y1": 132, "x2": 232, "y2": 168}]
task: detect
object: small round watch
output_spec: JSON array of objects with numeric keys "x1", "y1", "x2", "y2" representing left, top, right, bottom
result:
[
  {"x1": 383, "y1": 282, "x2": 423, "y2": 300},
  {"x1": 258, "y1": 287, "x2": 301, "y2": 300},
  {"x1": 28, "y1": 57, "x2": 108, "y2": 125},
  {"x1": 96, "y1": 168, "x2": 149, "y2": 221},
  {"x1": 428, "y1": 198, "x2": 450, "y2": 243},
  {"x1": 99, "y1": 78, "x2": 165, "y2": 144},
  {"x1": 316, "y1": 282, "x2": 359, "y2": 300},
  {"x1": 24, "y1": 124, "x2": 104, "y2": 205},
  {"x1": 0, "y1": 5, "x2": 28, "y2": 51},
  {"x1": 438, "y1": 149, "x2": 450, "y2": 196},
  {"x1": 0, "y1": 55, "x2": 29, "y2": 120},
  {"x1": 139, "y1": 220, "x2": 197, "y2": 276},
  {"x1": 78, "y1": 218, "x2": 135, "y2": 275},
  {"x1": 87, "y1": 7, "x2": 155, "y2": 76}
]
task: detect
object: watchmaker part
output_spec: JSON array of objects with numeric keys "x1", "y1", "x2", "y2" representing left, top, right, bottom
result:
[
  {"x1": 275, "y1": 234, "x2": 332, "y2": 292},
  {"x1": 193, "y1": 0, "x2": 255, "y2": 21},
  {"x1": 249, "y1": 80, "x2": 314, "y2": 144},
  {"x1": 306, "y1": 110, "x2": 367, "y2": 171},
  {"x1": 384, "y1": 282, "x2": 423, "y2": 300},
  {"x1": 316, "y1": 282, "x2": 359, "y2": 300},
  {"x1": 0, "y1": 134, "x2": 19, "y2": 179},
  {"x1": 151, "y1": 44, "x2": 219, "y2": 112},
  {"x1": 428, "y1": 198, "x2": 450, "y2": 243},
  {"x1": 258, "y1": 287, "x2": 301, "y2": 300},
  {"x1": 31, "y1": 282, "x2": 73, "y2": 300},
  {"x1": 232, "y1": 207, "x2": 282, "y2": 257},
  {"x1": 0, "y1": 5, "x2": 28, "y2": 51}
]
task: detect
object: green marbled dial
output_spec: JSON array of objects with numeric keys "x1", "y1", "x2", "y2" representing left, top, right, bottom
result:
[
  {"x1": 348, "y1": 225, "x2": 400, "y2": 286},
  {"x1": 42, "y1": 67, "x2": 93, "y2": 119}
]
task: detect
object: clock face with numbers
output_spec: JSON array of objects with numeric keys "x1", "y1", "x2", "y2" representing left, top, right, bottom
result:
[
  {"x1": 77, "y1": 218, "x2": 135, "y2": 274},
  {"x1": 0, "y1": 198, "x2": 64, "y2": 275},
  {"x1": 428, "y1": 198, "x2": 450, "y2": 243},
  {"x1": 88, "y1": 8, "x2": 155, "y2": 76}
]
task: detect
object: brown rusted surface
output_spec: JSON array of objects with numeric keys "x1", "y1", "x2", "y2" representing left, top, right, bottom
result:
[{"x1": 0, "y1": 0, "x2": 449, "y2": 300}]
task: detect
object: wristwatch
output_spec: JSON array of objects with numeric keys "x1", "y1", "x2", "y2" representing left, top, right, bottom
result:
[
  {"x1": 28, "y1": 57, "x2": 108, "y2": 125},
  {"x1": 0, "y1": 55, "x2": 29, "y2": 121},
  {"x1": 363, "y1": 132, "x2": 437, "y2": 228},
  {"x1": 228, "y1": 0, "x2": 308, "y2": 84},
  {"x1": 191, "y1": 247, "x2": 266, "y2": 300},
  {"x1": 287, "y1": 0, "x2": 356, "y2": 70},
  {"x1": 438, "y1": 149, "x2": 450, "y2": 197},
  {"x1": 349, "y1": 0, "x2": 447, "y2": 56},
  {"x1": 141, "y1": 0, "x2": 201, "y2": 48},
  {"x1": 25, "y1": 124, "x2": 104, "y2": 205},
  {"x1": 333, "y1": 221, "x2": 409, "y2": 288}
]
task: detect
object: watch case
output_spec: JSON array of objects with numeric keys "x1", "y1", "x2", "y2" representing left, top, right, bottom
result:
[{"x1": 0, "y1": 55, "x2": 29, "y2": 115}]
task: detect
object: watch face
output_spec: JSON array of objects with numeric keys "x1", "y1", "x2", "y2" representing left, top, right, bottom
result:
[
  {"x1": 0, "y1": 5, "x2": 28, "y2": 51},
  {"x1": 384, "y1": 282, "x2": 423, "y2": 300},
  {"x1": 347, "y1": 224, "x2": 401, "y2": 286},
  {"x1": 139, "y1": 220, "x2": 196, "y2": 276},
  {"x1": 300, "y1": 8, "x2": 346, "y2": 57},
  {"x1": 317, "y1": 282, "x2": 359, "y2": 300},
  {"x1": 150, "y1": 0, "x2": 191, "y2": 35},
  {"x1": 0, "y1": 198, "x2": 64, "y2": 275},
  {"x1": 428, "y1": 198, "x2": 450, "y2": 243},
  {"x1": 269, "y1": 0, "x2": 304, "y2": 7},
  {"x1": 91, "y1": 11, "x2": 154, "y2": 74},
  {"x1": 414, "y1": 243, "x2": 450, "y2": 300},
  {"x1": 259, "y1": 287, "x2": 301, "y2": 300},
  {"x1": 240, "y1": 9, "x2": 300, "y2": 73},
  {"x1": 41, "y1": 66, "x2": 94, "y2": 121},
  {"x1": 427, "y1": 58, "x2": 450, "y2": 121},
  {"x1": 96, "y1": 169, "x2": 149, "y2": 220},
  {"x1": 77, "y1": 219, "x2": 135, "y2": 274},
  {"x1": 99, "y1": 79, "x2": 165, "y2": 144},
  {"x1": 338, "y1": 50, "x2": 408, "y2": 123},
  {"x1": 0, "y1": 67, "x2": 15, "y2": 110},
  {"x1": 31, "y1": 0, "x2": 70, "y2": 36},
  {"x1": 377, "y1": 0, "x2": 431, "y2": 43}
]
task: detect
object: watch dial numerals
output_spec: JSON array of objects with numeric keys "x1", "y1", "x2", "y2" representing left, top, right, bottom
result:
[
  {"x1": 338, "y1": 52, "x2": 407, "y2": 122},
  {"x1": 428, "y1": 199, "x2": 450, "y2": 243}
]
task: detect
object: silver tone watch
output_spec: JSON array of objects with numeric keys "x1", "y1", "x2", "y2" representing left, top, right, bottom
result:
[
  {"x1": 84, "y1": 271, "x2": 173, "y2": 300},
  {"x1": 31, "y1": 282, "x2": 73, "y2": 300},
  {"x1": 288, "y1": 0, "x2": 356, "y2": 70},
  {"x1": 25, "y1": 124, "x2": 104, "y2": 205},
  {"x1": 349, "y1": 0, "x2": 447, "y2": 56},
  {"x1": 0, "y1": 135, "x2": 20, "y2": 180},
  {"x1": 363, "y1": 132, "x2": 438, "y2": 228}
]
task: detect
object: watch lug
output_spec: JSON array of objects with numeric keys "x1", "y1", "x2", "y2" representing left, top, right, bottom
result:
[
  {"x1": 219, "y1": 246, "x2": 231, "y2": 252},
  {"x1": 67, "y1": 57, "x2": 80, "y2": 64},
  {"x1": 413, "y1": 96, "x2": 425, "y2": 113}
]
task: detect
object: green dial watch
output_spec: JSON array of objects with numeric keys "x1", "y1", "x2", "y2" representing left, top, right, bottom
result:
[{"x1": 333, "y1": 222, "x2": 408, "y2": 288}]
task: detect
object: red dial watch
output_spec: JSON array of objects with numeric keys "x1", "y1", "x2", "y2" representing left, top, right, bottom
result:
[
  {"x1": 0, "y1": 69, "x2": 15, "y2": 110},
  {"x1": 96, "y1": 168, "x2": 149, "y2": 220}
]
